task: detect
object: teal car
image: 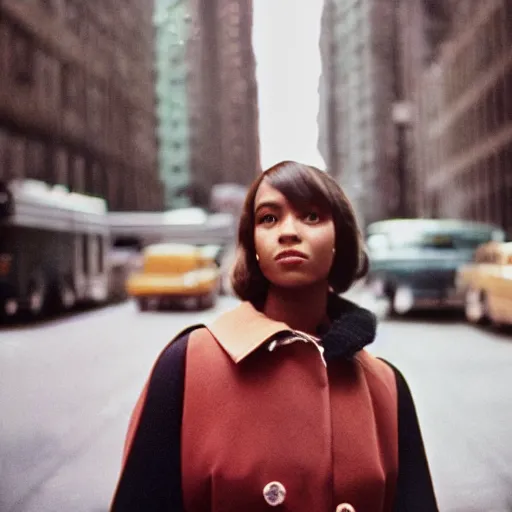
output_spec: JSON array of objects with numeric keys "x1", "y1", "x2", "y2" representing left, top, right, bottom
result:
[{"x1": 365, "y1": 219, "x2": 505, "y2": 315}]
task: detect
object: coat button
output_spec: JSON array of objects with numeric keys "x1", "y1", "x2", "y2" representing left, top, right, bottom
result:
[
  {"x1": 336, "y1": 504, "x2": 356, "y2": 512},
  {"x1": 263, "y1": 481, "x2": 286, "y2": 506}
]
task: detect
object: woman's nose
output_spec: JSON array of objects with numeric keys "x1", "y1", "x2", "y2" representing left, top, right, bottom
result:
[{"x1": 278, "y1": 216, "x2": 301, "y2": 243}]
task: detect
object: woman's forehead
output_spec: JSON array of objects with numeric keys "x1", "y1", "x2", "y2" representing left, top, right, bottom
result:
[
  {"x1": 254, "y1": 180, "x2": 329, "y2": 212},
  {"x1": 254, "y1": 181, "x2": 283, "y2": 207}
]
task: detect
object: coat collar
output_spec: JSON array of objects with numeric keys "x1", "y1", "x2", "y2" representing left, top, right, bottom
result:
[
  {"x1": 208, "y1": 294, "x2": 376, "y2": 364},
  {"x1": 208, "y1": 301, "x2": 291, "y2": 363}
]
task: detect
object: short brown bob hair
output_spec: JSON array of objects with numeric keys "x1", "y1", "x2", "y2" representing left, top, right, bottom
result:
[{"x1": 231, "y1": 160, "x2": 368, "y2": 306}]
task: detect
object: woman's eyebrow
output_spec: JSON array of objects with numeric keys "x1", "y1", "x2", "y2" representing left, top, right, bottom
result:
[{"x1": 254, "y1": 201, "x2": 282, "y2": 213}]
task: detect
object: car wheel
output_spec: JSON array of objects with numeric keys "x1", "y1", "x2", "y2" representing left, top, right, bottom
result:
[
  {"x1": 2, "y1": 298, "x2": 18, "y2": 319},
  {"x1": 197, "y1": 292, "x2": 216, "y2": 310},
  {"x1": 28, "y1": 275, "x2": 48, "y2": 318},
  {"x1": 136, "y1": 297, "x2": 150, "y2": 312},
  {"x1": 59, "y1": 278, "x2": 76, "y2": 311},
  {"x1": 388, "y1": 286, "x2": 413, "y2": 317},
  {"x1": 464, "y1": 289, "x2": 488, "y2": 324}
]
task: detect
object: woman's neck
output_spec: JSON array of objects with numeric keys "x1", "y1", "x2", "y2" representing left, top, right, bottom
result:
[{"x1": 262, "y1": 282, "x2": 330, "y2": 336}]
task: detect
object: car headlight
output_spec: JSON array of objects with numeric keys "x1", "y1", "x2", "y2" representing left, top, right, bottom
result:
[{"x1": 183, "y1": 273, "x2": 198, "y2": 287}]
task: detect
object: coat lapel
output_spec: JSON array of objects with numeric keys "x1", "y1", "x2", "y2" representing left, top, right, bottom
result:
[{"x1": 208, "y1": 301, "x2": 291, "y2": 363}]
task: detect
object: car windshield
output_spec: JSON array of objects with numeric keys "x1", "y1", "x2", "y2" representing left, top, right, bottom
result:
[{"x1": 367, "y1": 230, "x2": 501, "y2": 252}]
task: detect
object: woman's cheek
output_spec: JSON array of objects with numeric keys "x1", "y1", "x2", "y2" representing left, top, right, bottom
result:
[{"x1": 254, "y1": 232, "x2": 271, "y2": 265}]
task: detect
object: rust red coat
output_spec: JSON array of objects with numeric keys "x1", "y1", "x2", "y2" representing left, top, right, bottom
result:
[{"x1": 111, "y1": 295, "x2": 438, "y2": 512}]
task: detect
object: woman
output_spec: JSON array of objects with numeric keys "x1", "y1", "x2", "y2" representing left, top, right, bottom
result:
[{"x1": 111, "y1": 161, "x2": 438, "y2": 512}]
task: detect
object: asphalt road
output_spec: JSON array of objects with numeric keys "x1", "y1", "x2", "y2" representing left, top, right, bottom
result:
[{"x1": 1, "y1": 296, "x2": 511, "y2": 512}]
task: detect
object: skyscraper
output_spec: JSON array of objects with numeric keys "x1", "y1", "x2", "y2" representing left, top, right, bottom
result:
[
  {"x1": 0, "y1": 0, "x2": 163, "y2": 211},
  {"x1": 186, "y1": 0, "x2": 260, "y2": 206},
  {"x1": 154, "y1": 0, "x2": 192, "y2": 208},
  {"x1": 410, "y1": 0, "x2": 512, "y2": 234},
  {"x1": 318, "y1": 0, "x2": 405, "y2": 226},
  {"x1": 154, "y1": 0, "x2": 260, "y2": 209}
]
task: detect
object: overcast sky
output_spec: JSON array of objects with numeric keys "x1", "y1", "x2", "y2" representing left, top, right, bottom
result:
[{"x1": 252, "y1": 0, "x2": 326, "y2": 171}]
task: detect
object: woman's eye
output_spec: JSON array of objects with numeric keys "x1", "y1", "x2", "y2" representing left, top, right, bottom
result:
[
  {"x1": 259, "y1": 214, "x2": 277, "y2": 224},
  {"x1": 305, "y1": 212, "x2": 320, "y2": 223}
]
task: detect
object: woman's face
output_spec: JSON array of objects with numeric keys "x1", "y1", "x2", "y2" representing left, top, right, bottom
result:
[{"x1": 253, "y1": 180, "x2": 336, "y2": 289}]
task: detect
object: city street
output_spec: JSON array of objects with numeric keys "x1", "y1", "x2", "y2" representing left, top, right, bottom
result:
[{"x1": 1, "y1": 296, "x2": 512, "y2": 512}]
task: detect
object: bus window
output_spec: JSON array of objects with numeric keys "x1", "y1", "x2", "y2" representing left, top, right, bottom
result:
[
  {"x1": 97, "y1": 235, "x2": 104, "y2": 273},
  {"x1": 82, "y1": 234, "x2": 89, "y2": 275},
  {"x1": 113, "y1": 236, "x2": 142, "y2": 252}
]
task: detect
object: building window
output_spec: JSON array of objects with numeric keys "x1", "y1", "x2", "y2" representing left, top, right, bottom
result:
[
  {"x1": 37, "y1": 51, "x2": 58, "y2": 101},
  {"x1": 41, "y1": 54, "x2": 53, "y2": 96},
  {"x1": 0, "y1": 129, "x2": 13, "y2": 179},
  {"x1": 491, "y1": 8, "x2": 503, "y2": 58},
  {"x1": 495, "y1": 75, "x2": 506, "y2": 130},
  {"x1": 39, "y1": 0, "x2": 56, "y2": 13},
  {"x1": 61, "y1": 63, "x2": 84, "y2": 114},
  {"x1": 10, "y1": 29, "x2": 35, "y2": 85},
  {"x1": 11, "y1": 136, "x2": 27, "y2": 179},
  {"x1": 65, "y1": 0, "x2": 82, "y2": 36},
  {"x1": 61, "y1": 63, "x2": 72, "y2": 106},
  {"x1": 87, "y1": 79, "x2": 105, "y2": 134},
  {"x1": 54, "y1": 147, "x2": 69, "y2": 184},
  {"x1": 25, "y1": 139, "x2": 45, "y2": 180},
  {"x1": 70, "y1": 154, "x2": 86, "y2": 192}
]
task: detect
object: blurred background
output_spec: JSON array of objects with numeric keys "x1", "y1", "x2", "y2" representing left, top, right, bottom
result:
[{"x1": 1, "y1": 1, "x2": 512, "y2": 511}]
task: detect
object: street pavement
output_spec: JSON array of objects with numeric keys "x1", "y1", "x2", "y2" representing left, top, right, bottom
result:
[{"x1": 1, "y1": 292, "x2": 512, "y2": 512}]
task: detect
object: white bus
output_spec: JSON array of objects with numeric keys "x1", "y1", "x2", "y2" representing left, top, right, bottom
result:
[
  {"x1": 107, "y1": 209, "x2": 238, "y2": 296},
  {"x1": 0, "y1": 179, "x2": 110, "y2": 319},
  {"x1": 108, "y1": 208, "x2": 236, "y2": 250}
]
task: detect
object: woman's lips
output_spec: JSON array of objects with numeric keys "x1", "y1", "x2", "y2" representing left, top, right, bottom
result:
[{"x1": 275, "y1": 250, "x2": 308, "y2": 264}]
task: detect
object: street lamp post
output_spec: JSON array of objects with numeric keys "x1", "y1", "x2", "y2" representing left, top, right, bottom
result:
[{"x1": 392, "y1": 101, "x2": 411, "y2": 218}]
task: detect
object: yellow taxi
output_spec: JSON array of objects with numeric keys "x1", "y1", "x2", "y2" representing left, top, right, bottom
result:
[
  {"x1": 126, "y1": 243, "x2": 221, "y2": 311},
  {"x1": 456, "y1": 241, "x2": 512, "y2": 326}
]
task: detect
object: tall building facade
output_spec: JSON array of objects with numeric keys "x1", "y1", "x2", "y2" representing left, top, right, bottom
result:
[
  {"x1": 154, "y1": 0, "x2": 192, "y2": 209},
  {"x1": 0, "y1": 0, "x2": 163, "y2": 211},
  {"x1": 411, "y1": 0, "x2": 512, "y2": 235},
  {"x1": 186, "y1": 0, "x2": 260, "y2": 206},
  {"x1": 318, "y1": 0, "x2": 405, "y2": 226}
]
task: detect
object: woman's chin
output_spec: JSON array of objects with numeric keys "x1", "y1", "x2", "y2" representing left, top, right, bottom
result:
[{"x1": 269, "y1": 276, "x2": 326, "y2": 291}]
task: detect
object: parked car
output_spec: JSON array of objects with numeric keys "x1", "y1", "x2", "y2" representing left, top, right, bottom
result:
[
  {"x1": 365, "y1": 218, "x2": 505, "y2": 316},
  {"x1": 456, "y1": 241, "x2": 512, "y2": 326},
  {"x1": 126, "y1": 243, "x2": 220, "y2": 311}
]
